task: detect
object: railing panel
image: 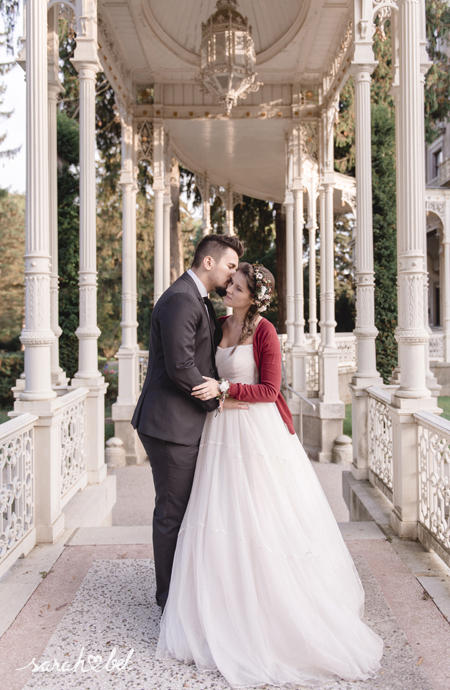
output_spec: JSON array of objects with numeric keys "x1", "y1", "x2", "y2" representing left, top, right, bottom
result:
[
  {"x1": 368, "y1": 387, "x2": 394, "y2": 493},
  {"x1": 335, "y1": 333, "x2": 357, "y2": 367},
  {"x1": 0, "y1": 414, "x2": 37, "y2": 566},
  {"x1": 415, "y1": 411, "x2": 450, "y2": 558},
  {"x1": 306, "y1": 351, "x2": 319, "y2": 394},
  {"x1": 429, "y1": 332, "x2": 444, "y2": 362},
  {"x1": 60, "y1": 396, "x2": 86, "y2": 500}
]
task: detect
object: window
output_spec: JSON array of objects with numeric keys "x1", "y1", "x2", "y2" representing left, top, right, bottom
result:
[{"x1": 432, "y1": 149, "x2": 443, "y2": 179}]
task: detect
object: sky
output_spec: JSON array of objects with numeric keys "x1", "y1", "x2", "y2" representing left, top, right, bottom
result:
[{"x1": 0, "y1": 1, "x2": 26, "y2": 194}]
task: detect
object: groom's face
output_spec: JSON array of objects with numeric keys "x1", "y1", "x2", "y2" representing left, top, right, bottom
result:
[{"x1": 211, "y1": 248, "x2": 239, "y2": 297}]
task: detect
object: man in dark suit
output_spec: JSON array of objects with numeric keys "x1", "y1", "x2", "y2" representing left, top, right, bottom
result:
[{"x1": 131, "y1": 233, "x2": 244, "y2": 610}]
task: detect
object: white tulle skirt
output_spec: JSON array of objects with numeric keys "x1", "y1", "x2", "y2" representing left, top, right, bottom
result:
[{"x1": 155, "y1": 400, "x2": 383, "y2": 688}]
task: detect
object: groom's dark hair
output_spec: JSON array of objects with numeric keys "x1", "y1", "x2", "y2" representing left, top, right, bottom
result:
[{"x1": 192, "y1": 234, "x2": 244, "y2": 268}]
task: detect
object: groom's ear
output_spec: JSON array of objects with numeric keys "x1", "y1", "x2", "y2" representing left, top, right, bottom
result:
[{"x1": 203, "y1": 255, "x2": 214, "y2": 271}]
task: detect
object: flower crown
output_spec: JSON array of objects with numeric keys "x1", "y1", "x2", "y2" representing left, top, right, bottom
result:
[{"x1": 252, "y1": 264, "x2": 273, "y2": 313}]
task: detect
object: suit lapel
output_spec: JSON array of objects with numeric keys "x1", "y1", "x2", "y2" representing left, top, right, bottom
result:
[{"x1": 180, "y1": 272, "x2": 217, "y2": 350}]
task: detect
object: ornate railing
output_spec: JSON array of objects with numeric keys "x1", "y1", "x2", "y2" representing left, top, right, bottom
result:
[
  {"x1": 0, "y1": 413, "x2": 37, "y2": 567},
  {"x1": 335, "y1": 333, "x2": 357, "y2": 367},
  {"x1": 367, "y1": 386, "x2": 394, "y2": 497},
  {"x1": 429, "y1": 332, "x2": 444, "y2": 362},
  {"x1": 139, "y1": 350, "x2": 149, "y2": 392},
  {"x1": 306, "y1": 352, "x2": 319, "y2": 394},
  {"x1": 415, "y1": 410, "x2": 450, "y2": 559},
  {"x1": 60, "y1": 393, "x2": 86, "y2": 501}
]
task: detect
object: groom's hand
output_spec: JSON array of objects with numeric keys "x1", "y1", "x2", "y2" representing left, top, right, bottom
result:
[{"x1": 191, "y1": 376, "x2": 219, "y2": 401}]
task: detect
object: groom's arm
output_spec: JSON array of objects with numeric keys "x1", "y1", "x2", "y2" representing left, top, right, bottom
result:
[{"x1": 159, "y1": 292, "x2": 219, "y2": 412}]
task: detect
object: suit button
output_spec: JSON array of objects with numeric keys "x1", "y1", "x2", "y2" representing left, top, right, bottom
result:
[{"x1": 210, "y1": 369, "x2": 215, "y2": 374}]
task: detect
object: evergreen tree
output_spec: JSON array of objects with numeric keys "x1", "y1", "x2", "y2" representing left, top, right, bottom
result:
[{"x1": 57, "y1": 111, "x2": 80, "y2": 379}]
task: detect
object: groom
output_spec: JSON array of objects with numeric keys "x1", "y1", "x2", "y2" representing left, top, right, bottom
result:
[{"x1": 131, "y1": 233, "x2": 244, "y2": 611}]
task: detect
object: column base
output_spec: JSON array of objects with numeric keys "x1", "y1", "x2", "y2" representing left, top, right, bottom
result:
[
  {"x1": 426, "y1": 372, "x2": 442, "y2": 398},
  {"x1": 51, "y1": 368, "x2": 69, "y2": 387},
  {"x1": 112, "y1": 402, "x2": 147, "y2": 465},
  {"x1": 389, "y1": 508, "x2": 418, "y2": 540},
  {"x1": 289, "y1": 397, "x2": 345, "y2": 462},
  {"x1": 36, "y1": 513, "x2": 65, "y2": 544}
]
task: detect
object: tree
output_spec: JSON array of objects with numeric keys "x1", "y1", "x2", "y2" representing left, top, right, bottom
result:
[
  {"x1": 0, "y1": 188, "x2": 24, "y2": 343},
  {"x1": 0, "y1": 0, "x2": 20, "y2": 160},
  {"x1": 425, "y1": 0, "x2": 450, "y2": 143}
]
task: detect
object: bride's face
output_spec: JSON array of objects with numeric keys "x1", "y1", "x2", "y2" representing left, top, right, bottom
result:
[{"x1": 223, "y1": 270, "x2": 254, "y2": 310}]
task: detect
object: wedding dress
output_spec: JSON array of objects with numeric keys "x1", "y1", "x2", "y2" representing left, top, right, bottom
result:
[{"x1": 156, "y1": 344, "x2": 383, "y2": 688}]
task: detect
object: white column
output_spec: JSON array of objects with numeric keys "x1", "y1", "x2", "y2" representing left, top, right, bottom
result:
[
  {"x1": 112, "y1": 111, "x2": 145, "y2": 464},
  {"x1": 72, "y1": 61, "x2": 101, "y2": 379},
  {"x1": 349, "y1": 63, "x2": 383, "y2": 480},
  {"x1": 225, "y1": 186, "x2": 235, "y2": 235},
  {"x1": 443, "y1": 238, "x2": 450, "y2": 362},
  {"x1": 47, "y1": 6, "x2": 67, "y2": 387},
  {"x1": 20, "y1": 0, "x2": 55, "y2": 401},
  {"x1": 318, "y1": 187, "x2": 326, "y2": 346},
  {"x1": 393, "y1": 0, "x2": 430, "y2": 403},
  {"x1": 307, "y1": 192, "x2": 318, "y2": 338},
  {"x1": 285, "y1": 197, "x2": 295, "y2": 346},
  {"x1": 352, "y1": 65, "x2": 380, "y2": 381},
  {"x1": 293, "y1": 188, "x2": 305, "y2": 347},
  {"x1": 323, "y1": 182, "x2": 336, "y2": 350},
  {"x1": 163, "y1": 191, "x2": 172, "y2": 291},
  {"x1": 71, "y1": 4, "x2": 107, "y2": 483},
  {"x1": 153, "y1": 121, "x2": 165, "y2": 303},
  {"x1": 389, "y1": 0, "x2": 437, "y2": 540},
  {"x1": 201, "y1": 176, "x2": 211, "y2": 237}
]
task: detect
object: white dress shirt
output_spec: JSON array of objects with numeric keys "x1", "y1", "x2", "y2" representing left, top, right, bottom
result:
[{"x1": 187, "y1": 268, "x2": 210, "y2": 318}]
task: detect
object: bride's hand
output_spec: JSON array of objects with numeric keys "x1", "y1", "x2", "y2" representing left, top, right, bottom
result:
[
  {"x1": 191, "y1": 376, "x2": 219, "y2": 401},
  {"x1": 222, "y1": 397, "x2": 250, "y2": 410}
]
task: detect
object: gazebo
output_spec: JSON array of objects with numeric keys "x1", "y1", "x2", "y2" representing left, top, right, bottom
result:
[{"x1": 2, "y1": 0, "x2": 450, "y2": 578}]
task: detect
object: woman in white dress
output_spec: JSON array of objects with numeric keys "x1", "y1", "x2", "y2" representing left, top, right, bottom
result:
[{"x1": 155, "y1": 262, "x2": 383, "y2": 688}]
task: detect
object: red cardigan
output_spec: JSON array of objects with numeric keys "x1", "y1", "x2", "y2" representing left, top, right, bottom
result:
[{"x1": 218, "y1": 316, "x2": 295, "y2": 435}]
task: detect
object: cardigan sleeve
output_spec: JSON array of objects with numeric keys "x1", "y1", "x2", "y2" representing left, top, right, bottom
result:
[{"x1": 228, "y1": 322, "x2": 281, "y2": 403}]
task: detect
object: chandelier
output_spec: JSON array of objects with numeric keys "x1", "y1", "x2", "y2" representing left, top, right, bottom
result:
[{"x1": 196, "y1": 0, "x2": 262, "y2": 115}]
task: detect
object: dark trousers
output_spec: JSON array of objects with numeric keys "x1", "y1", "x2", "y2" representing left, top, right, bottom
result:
[{"x1": 138, "y1": 431, "x2": 200, "y2": 610}]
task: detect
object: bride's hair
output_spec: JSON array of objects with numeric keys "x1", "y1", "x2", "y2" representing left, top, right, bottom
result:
[{"x1": 234, "y1": 262, "x2": 275, "y2": 349}]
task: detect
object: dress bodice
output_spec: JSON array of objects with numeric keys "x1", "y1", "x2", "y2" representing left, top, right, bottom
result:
[{"x1": 215, "y1": 344, "x2": 258, "y2": 384}]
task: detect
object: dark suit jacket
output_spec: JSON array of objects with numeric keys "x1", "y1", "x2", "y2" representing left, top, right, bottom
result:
[{"x1": 131, "y1": 272, "x2": 221, "y2": 445}]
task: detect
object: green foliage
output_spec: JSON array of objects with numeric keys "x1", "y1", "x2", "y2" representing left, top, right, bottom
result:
[
  {"x1": 233, "y1": 197, "x2": 278, "y2": 327},
  {"x1": 0, "y1": 190, "x2": 24, "y2": 340},
  {"x1": 425, "y1": 0, "x2": 450, "y2": 143},
  {"x1": 371, "y1": 26, "x2": 398, "y2": 384},
  {"x1": 57, "y1": 111, "x2": 80, "y2": 380},
  {"x1": 0, "y1": 351, "x2": 22, "y2": 408}
]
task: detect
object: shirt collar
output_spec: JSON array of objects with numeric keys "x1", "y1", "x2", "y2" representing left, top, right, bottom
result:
[{"x1": 187, "y1": 268, "x2": 208, "y2": 299}]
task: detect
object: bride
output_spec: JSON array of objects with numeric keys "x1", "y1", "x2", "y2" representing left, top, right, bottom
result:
[{"x1": 155, "y1": 262, "x2": 383, "y2": 688}]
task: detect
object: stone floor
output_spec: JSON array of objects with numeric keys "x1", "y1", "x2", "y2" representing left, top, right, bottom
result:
[{"x1": 0, "y1": 460, "x2": 449, "y2": 690}]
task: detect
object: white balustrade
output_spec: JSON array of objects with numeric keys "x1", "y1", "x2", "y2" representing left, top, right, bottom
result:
[
  {"x1": 0, "y1": 414, "x2": 37, "y2": 570},
  {"x1": 415, "y1": 410, "x2": 450, "y2": 560},
  {"x1": 367, "y1": 387, "x2": 394, "y2": 496},
  {"x1": 60, "y1": 397, "x2": 86, "y2": 503},
  {"x1": 429, "y1": 332, "x2": 444, "y2": 362},
  {"x1": 335, "y1": 333, "x2": 357, "y2": 367}
]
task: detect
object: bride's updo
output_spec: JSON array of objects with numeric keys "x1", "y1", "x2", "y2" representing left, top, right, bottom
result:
[{"x1": 235, "y1": 262, "x2": 275, "y2": 347}]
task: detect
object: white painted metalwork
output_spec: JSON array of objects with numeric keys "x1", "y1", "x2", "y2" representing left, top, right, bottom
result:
[
  {"x1": 368, "y1": 387, "x2": 394, "y2": 492},
  {"x1": 0, "y1": 414, "x2": 37, "y2": 566},
  {"x1": 196, "y1": 0, "x2": 261, "y2": 114},
  {"x1": 335, "y1": 333, "x2": 357, "y2": 367},
  {"x1": 429, "y1": 332, "x2": 444, "y2": 361},
  {"x1": 61, "y1": 398, "x2": 86, "y2": 499},
  {"x1": 139, "y1": 351, "x2": 149, "y2": 392},
  {"x1": 416, "y1": 410, "x2": 450, "y2": 557},
  {"x1": 306, "y1": 352, "x2": 319, "y2": 394}
]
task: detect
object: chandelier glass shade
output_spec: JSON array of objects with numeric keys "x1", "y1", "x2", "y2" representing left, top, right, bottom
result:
[{"x1": 196, "y1": 0, "x2": 262, "y2": 114}]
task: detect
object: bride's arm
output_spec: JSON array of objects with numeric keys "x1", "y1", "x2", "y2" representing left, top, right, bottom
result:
[{"x1": 228, "y1": 324, "x2": 281, "y2": 403}]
